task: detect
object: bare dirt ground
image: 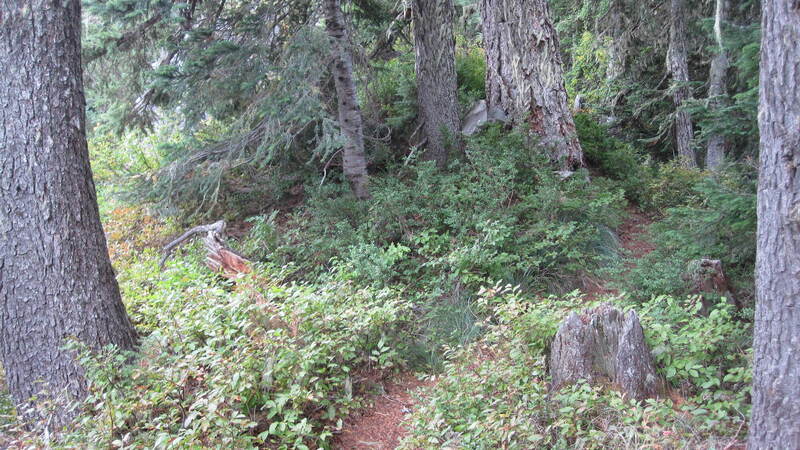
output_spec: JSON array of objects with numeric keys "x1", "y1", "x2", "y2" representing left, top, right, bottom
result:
[
  {"x1": 582, "y1": 208, "x2": 655, "y2": 300},
  {"x1": 333, "y1": 373, "x2": 433, "y2": 450}
]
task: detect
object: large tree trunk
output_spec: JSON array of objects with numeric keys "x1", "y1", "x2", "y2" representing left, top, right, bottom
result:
[
  {"x1": 747, "y1": 0, "x2": 800, "y2": 446},
  {"x1": 324, "y1": 0, "x2": 370, "y2": 200},
  {"x1": 0, "y1": 0, "x2": 138, "y2": 428},
  {"x1": 666, "y1": 0, "x2": 697, "y2": 167},
  {"x1": 705, "y1": 0, "x2": 730, "y2": 170},
  {"x1": 480, "y1": 0, "x2": 584, "y2": 169},
  {"x1": 412, "y1": 0, "x2": 461, "y2": 169}
]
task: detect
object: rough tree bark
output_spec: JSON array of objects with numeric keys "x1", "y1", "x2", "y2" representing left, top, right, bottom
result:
[
  {"x1": 480, "y1": 0, "x2": 584, "y2": 169},
  {"x1": 747, "y1": 0, "x2": 800, "y2": 445},
  {"x1": 324, "y1": 0, "x2": 370, "y2": 199},
  {"x1": 705, "y1": 0, "x2": 730, "y2": 170},
  {"x1": 606, "y1": 0, "x2": 629, "y2": 82},
  {"x1": 549, "y1": 304, "x2": 661, "y2": 401},
  {"x1": 412, "y1": 0, "x2": 461, "y2": 169},
  {"x1": 666, "y1": 0, "x2": 697, "y2": 167},
  {"x1": 0, "y1": 0, "x2": 138, "y2": 427}
]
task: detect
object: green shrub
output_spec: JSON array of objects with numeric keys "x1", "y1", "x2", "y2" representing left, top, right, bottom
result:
[
  {"x1": 638, "y1": 296, "x2": 752, "y2": 418},
  {"x1": 266, "y1": 126, "x2": 626, "y2": 367},
  {"x1": 612, "y1": 167, "x2": 756, "y2": 302},
  {"x1": 574, "y1": 113, "x2": 648, "y2": 204},
  {"x1": 565, "y1": 32, "x2": 613, "y2": 106},
  {"x1": 367, "y1": 52, "x2": 418, "y2": 134},
  {"x1": 60, "y1": 234, "x2": 412, "y2": 448},
  {"x1": 238, "y1": 211, "x2": 281, "y2": 261},
  {"x1": 403, "y1": 288, "x2": 750, "y2": 449},
  {"x1": 279, "y1": 126, "x2": 625, "y2": 291},
  {"x1": 643, "y1": 161, "x2": 707, "y2": 212},
  {"x1": 455, "y1": 43, "x2": 486, "y2": 107}
]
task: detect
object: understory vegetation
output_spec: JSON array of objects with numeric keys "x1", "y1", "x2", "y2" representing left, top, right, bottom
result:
[
  {"x1": 1, "y1": 0, "x2": 770, "y2": 447},
  {"x1": 3, "y1": 119, "x2": 756, "y2": 448}
]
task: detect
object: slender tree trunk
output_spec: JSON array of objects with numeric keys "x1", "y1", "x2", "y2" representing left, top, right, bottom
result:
[
  {"x1": 666, "y1": 0, "x2": 697, "y2": 167},
  {"x1": 606, "y1": 0, "x2": 628, "y2": 82},
  {"x1": 412, "y1": 0, "x2": 461, "y2": 169},
  {"x1": 747, "y1": 0, "x2": 800, "y2": 446},
  {"x1": 0, "y1": 0, "x2": 138, "y2": 428},
  {"x1": 480, "y1": 0, "x2": 584, "y2": 169},
  {"x1": 705, "y1": 0, "x2": 730, "y2": 170},
  {"x1": 324, "y1": 0, "x2": 370, "y2": 199}
]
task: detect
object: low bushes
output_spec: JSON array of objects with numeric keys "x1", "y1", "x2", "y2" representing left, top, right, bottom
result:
[
  {"x1": 402, "y1": 288, "x2": 751, "y2": 449},
  {"x1": 64, "y1": 251, "x2": 412, "y2": 448}
]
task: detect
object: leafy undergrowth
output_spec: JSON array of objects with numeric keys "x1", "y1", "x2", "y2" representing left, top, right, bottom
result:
[
  {"x1": 1, "y1": 124, "x2": 758, "y2": 448},
  {"x1": 93, "y1": 259, "x2": 414, "y2": 448},
  {"x1": 401, "y1": 287, "x2": 751, "y2": 449},
  {"x1": 3, "y1": 208, "x2": 412, "y2": 449}
]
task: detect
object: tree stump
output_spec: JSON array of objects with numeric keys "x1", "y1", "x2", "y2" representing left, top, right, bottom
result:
[
  {"x1": 684, "y1": 258, "x2": 741, "y2": 314},
  {"x1": 549, "y1": 303, "x2": 661, "y2": 400}
]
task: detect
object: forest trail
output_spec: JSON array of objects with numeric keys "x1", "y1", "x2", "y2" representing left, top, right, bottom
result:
[
  {"x1": 333, "y1": 373, "x2": 433, "y2": 449},
  {"x1": 617, "y1": 209, "x2": 656, "y2": 259},
  {"x1": 583, "y1": 208, "x2": 655, "y2": 299},
  {"x1": 334, "y1": 209, "x2": 655, "y2": 449}
]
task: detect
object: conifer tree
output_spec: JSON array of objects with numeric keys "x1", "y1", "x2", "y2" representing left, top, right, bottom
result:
[
  {"x1": 0, "y1": 0, "x2": 138, "y2": 427},
  {"x1": 747, "y1": 0, "x2": 800, "y2": 444},
  {"x1": 412, "y1": 0, "x2": 461, "y2": 169},
  {"x1": 324, "y1": 0, "x2": 371, "y2": 199},
  {"x1": 480, "y1": 0, "x2": 584, "y2": 169}
]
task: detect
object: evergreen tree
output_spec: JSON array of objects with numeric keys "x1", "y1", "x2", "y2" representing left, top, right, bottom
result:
[
  {"x1": 412, "y1": 0, "x2": 461, "y2": 169},
  {"x1": 748, "y1": 0, "x2": 800, "y2": 444},
  {"x1": 324, "y1": 0, "x2": 371, "y2": 199},
  {"x1": 481, "y1": 0, "x2": 585, "y2": 169},
  {"x1": 0, "y1": 0, "x2": 138, "y2": 427},
  {"x1": 704, "y1": 0, "x2": 731, "y2": 170},
  {"x1": 667, "y1": 0, "x2": 697, "y2": 167}
]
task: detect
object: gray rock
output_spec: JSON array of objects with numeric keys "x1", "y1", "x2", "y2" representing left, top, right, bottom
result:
[{"x1": 461, "y1": 100, "x2": 508, "y2": 136}]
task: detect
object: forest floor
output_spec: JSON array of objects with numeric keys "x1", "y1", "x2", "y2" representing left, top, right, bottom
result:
[
  {"x1": 333, "y1": 373, "x2": 434, "y2": 449},
  {"x1": 333, "y1": 208, "x2": 655, "y2": 449},
  {"x1": 583, "y1": 208, "x2": 655, "y2": 299}
]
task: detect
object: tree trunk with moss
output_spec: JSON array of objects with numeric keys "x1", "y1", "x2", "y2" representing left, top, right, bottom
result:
[
  {"x1": 705, "y1": 0, "x2": 730, "y2": 170},
  {"x1": 324, "y1": 0, "x2": 370, "y2": 199},
  {"x1": 412, "y1": 0, "x2": 461, "y2": 169},
  {"x1": 0, "y1": 0, "x2": 138, "y2": 428},
  {"x1": 480, "y1": 0, "x2": 584, "y2": 169},
  {"x1": 747, "y1": 0, "x2": 800, "y2": 445},
  {"x1": 666, "y1": 0, "x2": 696, "y2": 167}
]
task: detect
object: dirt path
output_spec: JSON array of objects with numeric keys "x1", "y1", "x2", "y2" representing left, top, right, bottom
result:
[
  {"x1": 333, "y1": 373, "x2": 432, "y2": 449},
  {"x1": 583, "y1": 208, "x2": 654, "y2": 299},
  {"x1": 617, "y1": 208, "x2": 655, "y2": 258}
]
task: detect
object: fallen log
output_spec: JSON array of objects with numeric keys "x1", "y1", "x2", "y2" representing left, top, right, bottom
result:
[{"x1": 160, "y1": 220, "x2": 251, "y2": 278}]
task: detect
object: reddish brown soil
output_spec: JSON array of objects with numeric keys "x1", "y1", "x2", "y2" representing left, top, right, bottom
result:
[
  {"x1": 618, "y1": 209, "x2": 655, "y2": 258},
  {"x1": 583, "y1": 208, "x2": 655, "y2": 300},
  {"x1": 333, "y1": 373, "x2": 432, "y2": 450}
]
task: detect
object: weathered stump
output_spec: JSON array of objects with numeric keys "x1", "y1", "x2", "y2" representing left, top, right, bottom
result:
[
  {"x1": 549, "y1": 303, "x2": 661, "y2": 400},
  {"x1": 684, "y1": 258, "x2": 741, "y2": 313}
]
